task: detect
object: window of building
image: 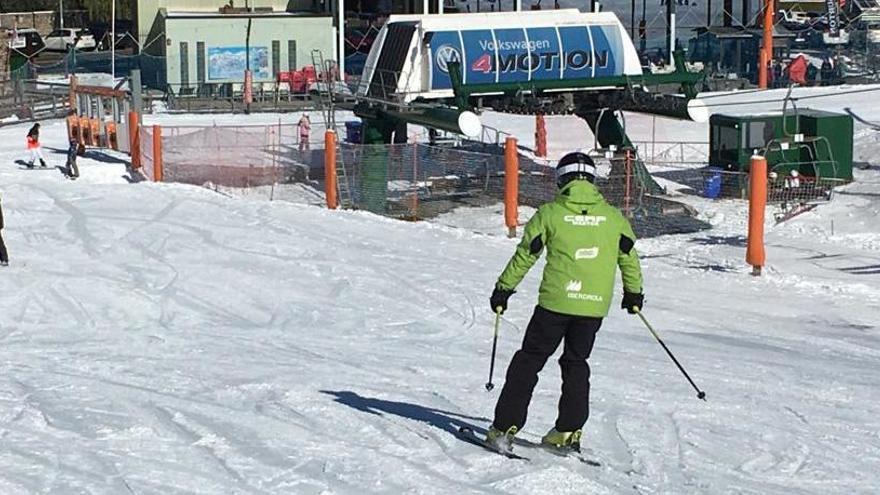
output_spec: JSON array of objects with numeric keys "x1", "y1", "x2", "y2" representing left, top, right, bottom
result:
[
  {"x1": 288, "y1": 40, "x2": 297, "y2": 71},
  {"x1": 196, "y1": 41, "x2": 205, "y2": 84},
  {"x1": 179, "y1": 42, "x2": 189, "y2": 88},
  {"x1": 272, "y1": 40, "x2": 281, "y2": 75}
]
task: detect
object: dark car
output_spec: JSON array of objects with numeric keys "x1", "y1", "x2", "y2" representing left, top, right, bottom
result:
[{"x1": 88, "y1": 20, "x2": 135, "y2": 50}]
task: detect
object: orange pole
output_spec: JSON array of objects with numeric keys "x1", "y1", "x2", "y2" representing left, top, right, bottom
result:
[
  {"x1": 152, "y1": 125, "x2": 163, "y2": 182},
  {"x1": 535, "y1": 114, "x2": 547, "y2": 158},
  {"x1": 747, "y1": 156, "x2": 767, "y2": 275},
  {"x1": 128, "y1": 111, "x2": 140, "y2": 169},
  {"x1": 324, "y1": 130, "x2": 338, "y2": 210},
  {"x1": 759, "y1": 0, "x2": 774, "y2": 89},
  {"x1": 504, "y1": 137, "x2": 519, "y2": 238}
]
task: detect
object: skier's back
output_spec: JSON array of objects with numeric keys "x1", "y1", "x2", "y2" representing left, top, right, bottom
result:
[{"x1": 486, "y1": 151, "x2": 644, "y2": 454}]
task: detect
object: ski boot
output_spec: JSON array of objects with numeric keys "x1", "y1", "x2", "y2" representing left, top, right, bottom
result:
[
  {"x1": 485, "y1": 425, "x2": 518, "y2": 454},
  {"x1": 541, "y1": 428, "x2": 582, "y2": 453},
  {"x1": 40, "y1": 159, "x2": 47, "y2": 168}
]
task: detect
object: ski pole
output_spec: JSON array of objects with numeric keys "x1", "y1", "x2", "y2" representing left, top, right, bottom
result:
[
  {"x1": 634, "y1": 308, "x2": 707, "y2": 401},
  {"x1": 485, "y1": 307, "x2": 502, "y2": 391}
]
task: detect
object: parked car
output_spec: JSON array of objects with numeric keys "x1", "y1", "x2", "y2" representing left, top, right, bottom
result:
[
  {"x1": 88, "y1": 20, "x2": 134, "y2": 50},
  {"x1": 43, "y1": 28, "x2": 97, "y2": 51},
  {"x1": 5, "y1": 28, "x2": 45, "y2": 56}
]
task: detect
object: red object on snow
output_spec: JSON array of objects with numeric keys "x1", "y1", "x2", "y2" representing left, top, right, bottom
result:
[{"x1": 788, "y1": 55, "x2": 807, "y2": 85}]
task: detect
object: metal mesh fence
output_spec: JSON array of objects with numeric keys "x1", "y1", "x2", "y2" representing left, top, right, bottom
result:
[
  {"x1": 337, "y1": 143, "x2": 714, "y2": 237},
  {"x1": 136, "y1": 127, "x2": 849, "y2": 237},
  {"x1": 158, "y1": 124, "x2": 302, "y2": 187},
  {"x1": 338, "y1": 143, "x2": 506, "y2": 218},
  {"x1": 139, "y1": 126, "x2": 154, "y2": 182},
  {"x1": 9, "y1": 52, "x2": 167, "y2": 89}
]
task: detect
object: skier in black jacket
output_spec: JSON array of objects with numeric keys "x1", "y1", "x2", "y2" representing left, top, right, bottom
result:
[{"x1": 0, "y1": 196, "x2": 9, "y2": 266}]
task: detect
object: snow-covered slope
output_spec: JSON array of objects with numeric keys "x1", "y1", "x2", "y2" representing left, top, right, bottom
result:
[{"x1": 1, "y1": 114, "x2": 879, "y2": 494}]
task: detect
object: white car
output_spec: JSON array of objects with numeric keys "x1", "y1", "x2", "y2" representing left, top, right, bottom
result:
[{"x1": 43, "y1": 28, "x2": 96, "y2": 51}]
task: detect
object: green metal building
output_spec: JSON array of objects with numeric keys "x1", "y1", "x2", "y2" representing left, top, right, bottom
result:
[{"x1": 709, "y1": 109, "x2": 854, "y2": 181}]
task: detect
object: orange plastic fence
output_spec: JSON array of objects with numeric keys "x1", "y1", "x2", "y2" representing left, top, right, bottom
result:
[
  {"x1": 105, "y1": 122, "x2": 118, "y2": 150},
  {"x1": 324, "y1": 131, "x2": 338, "y2": 209},
  {"x1": 747, "y1": 155, "x2": 767, "y2": 274},
  {"x1": 89, "y1": 119, "x2": 98, "y2": 146},
  {"x1": 504, "y1": 136, "x2": 519, "y2": 237}
]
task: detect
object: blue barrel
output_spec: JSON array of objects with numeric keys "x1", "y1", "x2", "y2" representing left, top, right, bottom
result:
[
  {"x1": 345, "y1": 121, "x2": 363, "y2": 144},
  {"x1": 703, "y1": 167, "x2": 723, "y2": 199}
]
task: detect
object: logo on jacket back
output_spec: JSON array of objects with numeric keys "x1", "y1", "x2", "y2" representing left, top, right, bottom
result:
[
  {"x1": 575, "y1": 247, "x2": 599, "y2": 260},
  {"x1": 564, "y1": 215, "x2": 607, "y2": 227},
  {"x1": 565, "y1": 279, "x2": 604, "y2": 302}
]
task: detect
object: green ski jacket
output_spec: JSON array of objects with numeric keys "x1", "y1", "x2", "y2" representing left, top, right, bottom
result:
[{"x1": 496, "y1": 180, "x2": 643, "y2": 317}]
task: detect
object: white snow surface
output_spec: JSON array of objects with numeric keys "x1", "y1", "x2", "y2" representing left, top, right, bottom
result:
[{"x1": 1, "y1": 103, "x2": 880, "y2": 494}]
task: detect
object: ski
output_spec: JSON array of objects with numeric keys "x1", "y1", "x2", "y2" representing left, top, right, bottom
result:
[
  {"x1": 455, "y1": 426, "x2": 530, "y2": 461},
  {"x1": 514, "y1": 438, "x2": 602, "y2": 467}
]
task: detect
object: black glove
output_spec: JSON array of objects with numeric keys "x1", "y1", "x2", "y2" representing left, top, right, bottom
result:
[
  {"x1": 621, "y1": 291, "x2": 644, "y2": 314},
  {"x1": 490, "y1": 287, "x2": 516, "y2": 314}
]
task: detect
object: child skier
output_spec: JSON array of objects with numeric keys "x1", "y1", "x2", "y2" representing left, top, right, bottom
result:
[
  {"x1": 65, "y1": 137, "x2": 80, "y2": 179},
  {"x1": 485, "y1": 151, "x2": 644, "y2": 454},
  {"x1": 26, "y1": 123, "x2": 47, "y2": 168}
]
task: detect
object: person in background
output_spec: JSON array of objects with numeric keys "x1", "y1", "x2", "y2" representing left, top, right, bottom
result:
[
  {"x1": 26, "y1": 123, "x2": 47, "y2": 168},
  {"x1": 66, "y1": 136, "x2": 80, "y2": 179},
  {"x1": 0, "y1": 195, "x2": 9, "y2": 267},
  {"x1": 298, "y1": 114, "x2": 312, "y2": 152}
]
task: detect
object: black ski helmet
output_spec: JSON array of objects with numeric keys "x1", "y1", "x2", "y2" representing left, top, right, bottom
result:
[{"x1": 556, "y1": 152, "x2": 597, "y2": 187}]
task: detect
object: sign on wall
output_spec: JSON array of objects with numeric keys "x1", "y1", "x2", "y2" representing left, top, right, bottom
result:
[{"x1": 208, "y1": 46, "x2": 270, "y2": 81}]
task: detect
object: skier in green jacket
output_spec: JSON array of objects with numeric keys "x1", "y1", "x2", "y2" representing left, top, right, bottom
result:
[{"x1": 485, "y1": 151, "x2": 644, "y2": 454}]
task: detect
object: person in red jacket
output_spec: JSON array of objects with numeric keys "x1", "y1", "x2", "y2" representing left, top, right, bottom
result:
[{"x1": 26, "y1": 123, "x2": 48, "y2": 168}]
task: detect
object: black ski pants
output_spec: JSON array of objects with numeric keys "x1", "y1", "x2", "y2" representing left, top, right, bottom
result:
[{"x1": 493, "y1": 305, "x2": 602, "y2": 433}]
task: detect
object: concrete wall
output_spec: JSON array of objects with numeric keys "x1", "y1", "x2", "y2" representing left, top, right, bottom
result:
[
  {"x1": 0, "y1": 10, "x2": 89, "y2": 36},
  {"x1": 0, "y1": 11, "x2": 55, "y2": 36},
  {"x1": 164, "y1": 15, "x2": 335, "y2": 87}
]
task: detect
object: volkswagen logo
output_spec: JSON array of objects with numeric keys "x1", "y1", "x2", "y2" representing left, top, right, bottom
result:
[{"x1": 435, "y1": 45, "x2": 461, "y2": 73}]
